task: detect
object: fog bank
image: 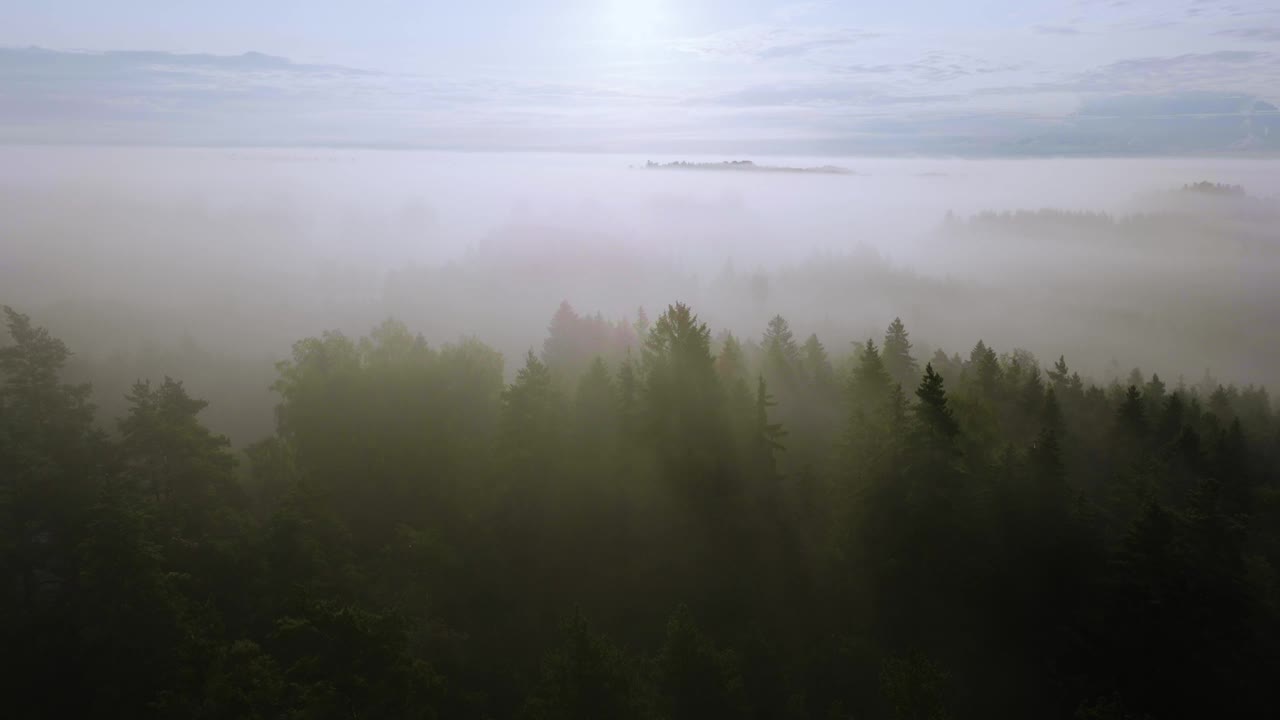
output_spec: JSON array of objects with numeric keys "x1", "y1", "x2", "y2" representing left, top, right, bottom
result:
[{"x1": 3, "y1": 146, "x2": 1277, "y2": 443}]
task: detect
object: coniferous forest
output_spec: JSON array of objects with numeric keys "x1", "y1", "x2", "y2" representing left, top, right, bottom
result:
[{"x1": 4, "y1": 298, "x2": 1279, "y2": 720}]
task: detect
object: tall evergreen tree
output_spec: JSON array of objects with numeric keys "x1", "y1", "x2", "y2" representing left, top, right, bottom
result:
[
  {"x1": 968, "y1": 340, "x2": 1001, "y2": 399},
  {"x1": 715, "y1": 332, "x2": 748, "y2": 386},
  {"x1": 543, "y1": 301, "x2": 582, "y2": 372},
  {"x1": 641, "y1": 304, "x2": 732, "y2": 499},
  {"x1": 843, "y1": 340, "x2": 899, "y2": 477},
  {"x1": 1048, "y1": 355, "x2": 1070, "y2": 388},
  {"x1": 573, "y1": 356, "x2": 618, "y2": 453},
  {"x1": 500, "y1": 350, "x2": 565, "y2": 472},
  {"x1": 754, "y1": 375, "x2": 787, "y2": 474},
  {"x1": 762, "y1": 315, "x2": 801, "y2": 390},
  {"x1": 801, "y1": 333, "x2": 836, "y2": 393},
  {"x1": 914, "y1": 363, "x2": 960, "y2": 443},
  {"x1": 883, "y1": 317, "x2": 919, "y2": 389},
  {"x1": 1117, "y1": 385, "x2": 1147, "y2": 440},
  {"x1": 118, "y1": 376, "x2": 241, "y2": 525}
]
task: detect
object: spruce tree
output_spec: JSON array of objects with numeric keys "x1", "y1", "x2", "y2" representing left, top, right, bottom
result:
[
  {"x1": 882, "y1": 317, "x2": 919, "y2": 389},
  {"x1": 914, "y1": 363, "x2": 959, "y2": 442}
]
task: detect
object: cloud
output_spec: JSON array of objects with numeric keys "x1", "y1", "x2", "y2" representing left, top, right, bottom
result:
[
  {"x1": 1079, "y1": 50, "x2": 1275, "y2": 90},
  {"x1": 975, "y1": 51, "x2": 1277, "y2": 97},
  {"x1": 843, "y1": 61, "x2": 969, "y2": 83},
  {"x1": 1216, "y1": 27, "x2": 1280, "y2": 42},
  {"x1": 1033, "y1": 24, "x2": 1084, "y2": 35},
  {"x1": 0, "y1": 46, "x2": 659, "y2": 110},
  {"x1": 691, "y1": 81, "x2": 968, "y2": 109},
  {"x1": 0, "y1": 47, "x2": 377, "y2": 82},
  {"x1": 692, "y1": 83, "x2": 862, "y2": 107},
  {"x1": 0, "y1": 46, "x2": 677, "y2": 148},
  {"x1": 1075, "y1": 91, "x2": 1279, "y2": 117},
  {"x1": 1183, "y1": 0, "x2": 1280, "y2": 19},
  {"x1": 836, "y1": 53, "x2": 1021, "y2": 84},
  {"x1": 673, "y1": 25, "x2": 881, "y2": 61},
  {"x1": 2, "y1": 44, "x2": 1277, "y2": 155}
]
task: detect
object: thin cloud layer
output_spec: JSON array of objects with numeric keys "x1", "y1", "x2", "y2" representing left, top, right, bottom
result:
[
  {"x1": 1, "y1": 0, "x2": 1278, "y2": 154},
  {"x1": 1033, "y1": 24, "x2": 1085, "y2": 35},
  {"x1": 1216, "y1": 27, "x2": 1280, "y2": 42},
  {"x1": 672, "y1": 25, "x2": 881, "y2": 61}
]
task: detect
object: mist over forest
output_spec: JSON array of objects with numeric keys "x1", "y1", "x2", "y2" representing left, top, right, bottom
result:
[
  {"x1": 5, "y1": 138, "x2": 1280, "y2": 718},
  {"x1": 4, "y1": 147, "x2": 1278, "y2": 445},
  {"x1": 14, "y1": 0, "x2": 1280, "y2": 714}
]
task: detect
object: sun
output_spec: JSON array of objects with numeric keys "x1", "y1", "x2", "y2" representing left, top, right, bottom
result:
[{"x1": 598, "y1": 0, "x2": 671, "y2": 45}]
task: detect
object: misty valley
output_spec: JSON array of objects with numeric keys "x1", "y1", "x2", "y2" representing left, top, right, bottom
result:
[{"x1": 3, "y1": 149, "x2": 1280, "y2": 718}]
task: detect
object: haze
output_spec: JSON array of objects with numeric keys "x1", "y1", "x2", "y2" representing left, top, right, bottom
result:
[
  {"x1": 4, "y1": 2, "x2": 1280, "y2": 719},
  {"x1": 4, "y1": 146, "x2": 1277, "y2": 441}
]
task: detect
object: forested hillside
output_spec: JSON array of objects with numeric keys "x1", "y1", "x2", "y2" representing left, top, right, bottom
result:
[{"x1": 3, "y1": 301, "x2": 1278, "y2": 719}]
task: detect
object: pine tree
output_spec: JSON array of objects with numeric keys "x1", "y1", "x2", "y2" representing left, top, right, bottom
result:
[
  {"x1": 1209, "y1": 385, "x2": 1236, "y2": 424},
  {"x1": 1117, "y1": 385, "x2": 1146, "y2": 440},
  {"x1": 1029, "y1": 427, "x2": 1064, "y2": 486},
  {"x1": 0, "y1": 306, "x2": 103, "y2": 615},
  {"x1": 883, "y1": 317, "x2": 919, "y2": 389},
  {"x1": 755, "y1": 376, "x2": 788, "y2": 471},
  {"x1": 1048, "y1": 355, "x2": 1070, "y2": 387},
  {"x1": 118, "y1": 376, "x2": 241, "y2": 532},
  {"x1": 632, "y1": 306, "x2": 650, "y2": 340},
  {"x1": 1041, "y1": 387, "x2": 1063, "y2": 436},
  {"x1": 641, "y1": 304, "x2": 731, "y2": 494},
  {"x1": 500, "y1": 351, "x2": 566, "y2": 472},
  {"x1": 914, "y1": 363, "x2": 960, "y2": 442},
  {"x1": 801, "y1": 333, "x2": 836, "y2": 392},
  {"x1": 524, "y1": 611, "x2": 641, "y2": 720},
  {"x1": 849, "y1": 339, "x2": 892, "y2": 407},
  {"x1": 968, "y1": 340, "x2": 1001, "y2": 399},
  {"x1": 842, "y1": 339, "x2": 906, "y2": 479},
  {"x1": 1030, "y1": 389, "x2": 1065, "y2": 487},
  {"x1": 1144, "y1": 373, "x2": 1167, "y2": 418},
  {"x1": 762, "y1": 315, "x2": 801, "y2": 390},
  {"x1": 616, "y1": 352, "x2": 639, "y2": 438},
  {"x1": 715, "y1": 332, "x2": 747, "y2": 385},
  {"x1": 543, "y1": 301, "x2": 584, "y2": 378},
  {"x1": 0, "y1": 305, "x2": 98, "y2": 451},
  {"x1": 762, "y1": 316, "x2": 796, "y2": 356},
  {"x1": 1157, "y1": 392, "x2": 1186, "y2": 445},
  {"x1": 574, "y1": 357, "x2": 618, "y2": 450},
  {"x1": 1127, "y1": 368, "x2": 1145, "y2": 391}
]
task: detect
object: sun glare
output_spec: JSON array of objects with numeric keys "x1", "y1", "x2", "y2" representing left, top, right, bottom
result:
[{"x1": 598, "y1": 0, "x2": 671, "y2": 45}]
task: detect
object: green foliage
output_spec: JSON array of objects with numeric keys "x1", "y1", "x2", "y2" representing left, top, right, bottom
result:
[
  {"x1": 523, "y1": 611, "x2": 643, "y2": 720},
  {"x1": 119, "y1": 376, "x2": 241, "y2": 529},
  {"x1": 3, "y1": 303, "x2": 1280, "y2": 719},
  {"x1": 658, "y1": 605, "x2": 746, "y2": 720},
  {"x1": 640, "y1": 303, "x2": 734, "y2": 498},
  {"x1": 882, "y1": 317, "x2": 919, "y2": 390},
  {"x1": 879, "y1": 653, "x2": 950, "y2": 720},
  {"x1": 913, "y1": 363, "x2": 959, "y2": 445},
  {"x1": 500, "y1": 351, "x2": 565, "y2": 471}
]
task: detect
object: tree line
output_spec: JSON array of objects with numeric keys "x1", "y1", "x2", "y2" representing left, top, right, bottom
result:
[{"x1": 2, "y1": 301, "x2": 1278, "y2": 719}]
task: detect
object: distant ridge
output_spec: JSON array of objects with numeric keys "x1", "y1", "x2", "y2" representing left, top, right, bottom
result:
[{"x1": 638, "y1": 160, "x2": 853, "y2": 175}]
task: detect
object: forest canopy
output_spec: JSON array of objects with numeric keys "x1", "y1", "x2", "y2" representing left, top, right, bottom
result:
[{"x1": 3, "y1": 299, "x2": 1277, "y2": 719}]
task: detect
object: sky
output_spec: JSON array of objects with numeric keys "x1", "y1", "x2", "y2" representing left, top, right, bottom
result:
[{"x1": 3, "y1": 0, "x2": 1280, "y2": 153}]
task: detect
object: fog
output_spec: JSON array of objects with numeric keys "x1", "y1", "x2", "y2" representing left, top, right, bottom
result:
[{"x1": 3, "y1": 145, "x2": 1278, "y2": 443}]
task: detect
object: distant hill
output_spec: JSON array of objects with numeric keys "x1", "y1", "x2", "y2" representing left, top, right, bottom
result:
[
  {"x1": 640, "y1": 160, "x2": 853, "y2": 175},
  {"x1": 1178, "y1": 181, "x2": 1247, "y2": 197}
]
